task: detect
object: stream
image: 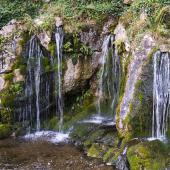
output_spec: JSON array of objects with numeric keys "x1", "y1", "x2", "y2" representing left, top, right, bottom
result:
[{"x1": 0, "y1": 138, "x2": 114, "y2": 170}]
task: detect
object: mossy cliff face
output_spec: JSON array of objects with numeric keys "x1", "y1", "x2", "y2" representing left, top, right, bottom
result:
[
  {"x1": 127, "y1": 140, "x2": 170, "y2": 170},
  {"x1": 116, "y1": 32, "x2": 156, "y2": 139}
]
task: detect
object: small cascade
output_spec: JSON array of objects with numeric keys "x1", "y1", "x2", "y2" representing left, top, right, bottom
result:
[
  {"x1": 97, "y1": 35, "x2": 111, "y2": 114},
  {"x1": 97, "y1": 35, "x2": 121, "y2": 115},
  {"x1": 152, "y1": 51, "x2": 170, "y2": 139},
  {"x1": 54, "y1": 26, "x2": 64, "y2": 131},
  {"x1": 24, "y1": 36, "x2": 43, "y2": 131}
]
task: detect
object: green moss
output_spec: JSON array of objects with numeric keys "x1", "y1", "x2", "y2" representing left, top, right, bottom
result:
[
  {"x1": 11, "y1": 55, "x2": 27, "y2": 76},
  {"x1": 147, "y1": 47, "x2": 159, "y2": 63},
  {"x1": 4, "y1": 73, "x2": 14, "y2": 82},
  {"x1": 63, "y1": 90, "x2": 95, "y2": 130},
  {"x1": 42, "y1": 57, "x2": 51, "y2": 72},
  {"x1": 42, "y1": 117, "x2": 59, "y2": 131},
  {"x1": 19, "y1": 31, "x2": 31, "y2": 48},
  {"x1": 0, "y1": 124, "x2": 12, "y2": 139},
  {"x1": 70, "y1": 123, "x2": 96, "y2": 142},
  {"x1": 48, "y1": 43, "x2": 56, "y2": 57},
  {"x1": 87, "y1": 143, "x2": 104, "y2": 158},
  {"x1": 127, "y1": 140, "x2": 169, "y2": 170},
  {"x1": 0, "y1": 82, "x2": 23, "y2": 115},
  {"x1": 84, "y1": 129, "x2": 105, "y2": 148},
  {"x1": 166, "y1": 129, "x2": 170, "y2": 139},
  {"x1": 121, "y1": 51, "x2": 154, "y2": 138},
  {"x1": 103, "y1": 147, "x2": 115, "y2": 162}
]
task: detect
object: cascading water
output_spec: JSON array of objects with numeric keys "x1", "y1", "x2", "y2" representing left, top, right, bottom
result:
[
  {"x1": 152, "y1": 51, "x2": 170, "y2": 139},
  {"x1": 54, "y1": 26, "x2": 64, "y2": 131},
  {"x1": 96, "y1": 35, "x2": 121, "y2": 116},
  {"x1": 24, "y1": 36, "x2": 43, "y2": 131},
  {"x1": 97, "y1": 35, "x2": 111, "y2": 114}
]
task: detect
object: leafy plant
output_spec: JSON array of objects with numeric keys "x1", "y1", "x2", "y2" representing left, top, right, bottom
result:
[{"x1": 0, "y1": 0, "x2": 43, "y2": 28}]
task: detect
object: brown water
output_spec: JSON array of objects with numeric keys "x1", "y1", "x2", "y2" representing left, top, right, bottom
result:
[{"x1": 0, "y1": 138, "x2": 114, "y2": 170}]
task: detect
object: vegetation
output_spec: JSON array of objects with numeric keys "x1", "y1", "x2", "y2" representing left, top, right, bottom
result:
[
  {"x1": 0, "y1": 124, "x2": 12, "y2": 139},
  {"x1": 127, "y1": 140, "x2": 170, "y2": 170},
  {"x1": 0, "y1": 0, "x2": 43, "y2": 28}
]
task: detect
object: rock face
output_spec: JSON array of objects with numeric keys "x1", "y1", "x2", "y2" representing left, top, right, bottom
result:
[
  {"x1": 0, "y1": 77, "x2": 5, "y2": 91},
  {"x1": 63, "y1": 52, "x2": 100, "y2": 94},
  {"x1": 13, "y1": 69, "x2": 24, "y2": 82},
  {"x1": 117, "y1": 34, "x2": 156, "y2": 137},
  {"x1": 0, "y1": 20, "x2": 24, "y2": 92}
]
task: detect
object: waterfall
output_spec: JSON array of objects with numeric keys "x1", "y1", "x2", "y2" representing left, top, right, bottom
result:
[
  {"x1": 152, "y1": 51, "x2": 170, "y2": 139},
  {"x1": 54, "y1": 26, "x2": 64, "y2": 131},
  {"x1": 35, "y1": 53, "x2": 41, "y2": 131},
  {"x1": 24, "y1": 36, "x2": 44, "y2": 131},
  {"x1": 97, "y1": 35, "x2": 121, "y2": 115},
  {"x1": 97, "y1": 35, "x2": 111, "y2": 114}
]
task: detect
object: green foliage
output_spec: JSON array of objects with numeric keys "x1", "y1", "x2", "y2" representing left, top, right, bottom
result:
[
  {"x1": 87, "y1": 143, "x2": 103, "y2": 158},
  {"x1": 130, "y1": 0, "x2": 169, "y2": 20},
  {"x1": 0, "y1": 35, "x2": 6, "y2": 52},
  {"x1": 0, "y1": 0, "x2": 43, "y2": 28},
  {"x1": 0, "y1": 124, "x2": 12, "y2": 139},
  {"x1": 127, "y1": 140, "x2": 169, "y2": 170},
  {"x1": 21, "y1": 0, "x2": 126, "y2": 33},
  {"x1": 42, "y1": 117, "x2": 59, "y2": 130},
  {"x1": 71, "y1": 90, "x2": 92, "y2": 113},
  {"x1": 0, "y1": 83, "x2": 23, "y2": 108},
  {"x1": 4, "y1": 73, "x2": 14, "y2": 82},
  {"x1": 0, "y1": 82, "x2": 23, "y2": 125},
  {"x1": 42, "y1": 57, "x2": 51, "y2": 72}
]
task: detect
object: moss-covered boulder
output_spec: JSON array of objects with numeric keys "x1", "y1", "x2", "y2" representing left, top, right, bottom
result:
[
  {"x1": 127, "y1": 140, "x2": 170, "y2": 170},
  {"x1": 0, "y1": 124, "x2": 12, "y2": 139},
  {"x1": 87, "y1": 143, "x2": 107, "y2": 158}
]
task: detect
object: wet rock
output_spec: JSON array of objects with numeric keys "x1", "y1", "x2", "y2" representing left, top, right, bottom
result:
[
  {"x1": 38, "y1": 32, "x2": 51, "y2": 49},
  {"x1": 80, "y1": 28, "x2": 102, "y2": 51},
  {"x1": 118, "y1": 34, "x2": 155, "y2": 136},
  {"x1": 114, "y1": 23, "x2": 130, "y2": 52},
  {"x1": 0, "y1": 76, "x2": 5, "y2": 91},
  {"x1": 116, "y1": 155, "x2": 130, "y2": 170}
]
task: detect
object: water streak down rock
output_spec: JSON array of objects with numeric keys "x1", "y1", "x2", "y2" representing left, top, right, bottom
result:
[
  {"x1": 25, "y1": 36, "x2": 43, "y2": 131},
  {"x1": 54, "y1": 26, "x2": 64, "y2": 131},
  {"x1": 21, "y1": 35, "x2": 53, "y2": 131},
  {"x1": 97, "y1": 35, "x2": 121, "y2": 116},
  {"x1": 152, "y1": 51, "x2": 170, "y2": 139}
]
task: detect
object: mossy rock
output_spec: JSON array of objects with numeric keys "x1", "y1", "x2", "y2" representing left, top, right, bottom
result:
[
  {"x1": 0, "y1": 124, "x2": 12, "y2": 139},
  {"x1": 42, "y1": 117, "x2": 59, "y2": 131},
  {"x1": 87, "y1": 143, "x2": 107, "y2": 159},
  {"x1": 103, "y1": 147, "x2": 121, "y2": 164},
  {"x1": 127, "y1": 140, "x2": 170, "y2": 170},
  {"x1": 70, "y1": 123, "x2": 97, "y2": 142},
  {"x1": 84, "y1": 129, "x2": 105, "y2": 148}
]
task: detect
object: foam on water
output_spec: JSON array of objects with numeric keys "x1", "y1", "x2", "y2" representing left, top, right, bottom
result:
[
  {"x1": 24, "y1": 131, "x2": 69, "y2": 143},
  {"x1": 147, "y1": 136, "x2": 167, "y2": 142},
  {"x1": 81, "y1": 114, "x2": 115, "y2": 125}
]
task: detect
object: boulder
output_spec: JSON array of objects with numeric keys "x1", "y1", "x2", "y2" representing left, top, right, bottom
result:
[{"x1": 63, "y1": 52, "x2": 100, "y2": 94}]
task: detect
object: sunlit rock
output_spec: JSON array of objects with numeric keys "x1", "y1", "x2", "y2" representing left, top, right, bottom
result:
[
  {"x1": 13, "y1": 69, "x2": 24, "y2": 82},
  {"x1": 55, "y1": 17, "x2": 63, "y2": 27}
]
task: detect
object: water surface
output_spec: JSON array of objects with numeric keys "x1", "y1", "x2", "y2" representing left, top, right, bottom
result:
[{"x1": 0, "y1": 138, "x2": 114, "y2": 170}]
